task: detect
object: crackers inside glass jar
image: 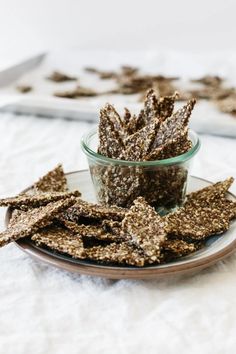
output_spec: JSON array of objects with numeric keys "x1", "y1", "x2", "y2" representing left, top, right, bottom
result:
[{"x1": 83, "y1": 89, "x2": 200, "y2": 212}]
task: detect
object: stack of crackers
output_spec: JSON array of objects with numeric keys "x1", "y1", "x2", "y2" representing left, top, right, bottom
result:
[
  {"x1": 93, "y1": 89, "x2": 195, "y2": 208},
  {"x1": 0, "y1": 165, "x2": 235, "y2": 267}
]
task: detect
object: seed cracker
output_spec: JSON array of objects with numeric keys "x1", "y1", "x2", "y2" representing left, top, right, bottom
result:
[
  {"x1": 165, "y1": 181, "x2": 236, "y2": 240},
  {"x1": 64, "y1": 198, "x2": 126, "y2": 222},
  {"x1": 54, "y1": 86, "x2": 98, "y2": 98},
  {"x1": 47, "y1": 71, "x2": 77, "y2": 82},
  {"x1": 156, "y1": 92, "x2": 179, "y2": 121},
  {"x1": 216, "y1": 96, "x2": 236, "y2": 116},
  {"x1": 142, "y1": 166, "x2": 188, "y2": 208},
  {"x1": 143, "y1": 89, "x2": 160, "y2": 124},
  {"x1": 161, "y1": 239, "x2": 202, "y2": 262},
  {"x1": 0, "y1": 197, "x2": 76, "y2": 247},
  {"x1": 16, "y1": 85, "x2": 32, "y2": 93},
  {"x1": 121, "y1": 197, "x2": 166, "y2": 261},
  {"x1": 143, "y1": 89, "x2": 178, "y2": 124},
  {"x1": 102, "y1": 104, "x2": 124, "y2": 131},
  {"x1": 144, "y1": 135, "x2": 192, "y2": 161},
  {"x1": 59, "y1": 218, "x2": 123, "y2": 243},
  {"x1": 34, "y1": 164, "x2": 68, "y2": 193},
  {"x1": 95, "y1": 165, "x2": 145, "y2": 207},
  {"x1": 124, "y1": 118, "x2": 160, "y2": 161},
  {"x1": 125, "y1": 113, "x2": 145, "y2": 135},
  {"x1": 166, "y1": 203, "x2": 231, "y2": 240},
  {"x1": 191, "y1": 75, "x2": 223, "y2": 87},
  {"x1": 98, "y1": 107, "x2": 125, "y2": 158},
  {"x1": 84, "y1": 242, "x2": 146, "y2": 266},
  {"x1": 0, "y1": 191, "x2": 81, "y2": 210},
  {"x1": 102, "y1": 219, "x2": 122, "y2": 236},
  {"x1": 186, "y1": 178, "x2": 234, "y2": 205},
  {"x1": 32, "y1": 226, "x2": 85, "y2": 258},
  {"x1": 151, "y1": 99, "x2": 196, "y2": 150}
]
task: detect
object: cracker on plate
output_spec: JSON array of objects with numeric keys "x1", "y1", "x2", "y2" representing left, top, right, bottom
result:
[
  {"x1": 34, "y1": 164, "x2": 68, "y2": 193},
  {"x1": 0, "y1": 197, "x2": 76, "y2": 247},
  {"x1": 122, "y1": 197, "x2": 166, "y2": 261},
  {"x1": 0, "y1": 191, "x2": 80, "y2": 210},
  {"x1": 32, "y1": 226, "x2": 85, "y2": 258}
]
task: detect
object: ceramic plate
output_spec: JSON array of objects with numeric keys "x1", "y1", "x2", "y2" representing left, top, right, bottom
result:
[{"x1": 5, "y1": 170, "x2": 236, "y2": 279}]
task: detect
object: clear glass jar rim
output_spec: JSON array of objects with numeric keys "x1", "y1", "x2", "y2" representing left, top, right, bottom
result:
[{"x1": 81, "y1": 128, "x2": 200, "y2": 166}]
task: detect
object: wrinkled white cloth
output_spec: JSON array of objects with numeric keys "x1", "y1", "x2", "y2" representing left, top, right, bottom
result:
[{"x1": 0, "y1": 112, "x2": 236, "y2": 354}]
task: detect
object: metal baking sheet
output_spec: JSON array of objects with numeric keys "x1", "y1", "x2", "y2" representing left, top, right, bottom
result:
[{"x1": 0, "y1": 49, "x2": 236, "y2": 137}]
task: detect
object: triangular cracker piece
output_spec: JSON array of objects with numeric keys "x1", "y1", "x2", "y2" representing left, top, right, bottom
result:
[
  {"x1": 156, "y1": 92, "x2": 179, "y2": 121},
  {"x1": 161, "y1": 239, "x2": 202, "y2": 262},
  {"x1": 98, "y1": 107, "x2": 125, "y2": 158},
  {"x1": 59, "y1": 218, "x2": 123, "y2": 243},
  {"x1": 124, "y1": 118, "x2": 160, "y2": 161},
  {"x1": 32, "y1": 226, "x2": 85, "y2": 258},
  {"x1": 97, "y1": 165, "x2": 145, "y2": 207},
  {"x1": 186, "y1": 178, "x2": 234, "y2": 205},
  {"x1": 151, "y1": 99, "x2": 196, "y2": 150},
  {"x1": 0, "y1": 191, "x2": 80, "y2": 210},
  {"x1": 85, "y1": 242, "x2": 146, "y2": 266},
  {"x1": 0, "y1": 197, "x2": 76, "y2": 247},
  {"x1": 64, "y1": 198, "x2": 126, "y2": 222},
  {"x1": 144, "y1": 135, "x2": 192, "y2": 161},
  {"x1": 121, "y1": 197, "x2": 166, "y2": 261},
  {"x1": 34, "y1": 164, "x2": 68, "y2": 193},
  {"x1": 165, "y1": 180, "x2": 236, "y2": 240},
  {"x1": 143, "y1": 89, "x2": 178, "y2": 124},
  {"x1": 143, "y1": 89, "x2": 160, "y2": 124}
]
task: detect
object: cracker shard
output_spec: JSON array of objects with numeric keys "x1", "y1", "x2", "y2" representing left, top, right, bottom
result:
[
  {"x1": 59, "y1": 218, "x2": 123, "y2": 242},
  {"x1": 161, "y1": 239, "x2": 201, "y2": 261},
  {"x1": 32, "y1": 226, "x2": 85, "y2": 258},
  {"x1": 64, "y1": 199, "x2": 126, "y2": 222},
  {"x1": 34, "y1": 164, "x2": 68, "y2": 193},
  {"x1": 165, "y1": 179, "x2": 236, "y2": 240},
  {"x1": 85, "y1": 242, "x2": 146, "y2": 267},
  {"x1": 144, "y1": 135, "x2": 192, "y2": 161},
  {"x1": 186, "y1": 178, "x2": 234, "y2": 205},
  {"x1": 151, "y1": 99, "x2": 196, "y2": 150},
  {"x1": 143, "y1": 89, "x2": 178, "y2": 124},
  {"x1": 122, "y1": 197, "x2": 166, "y2": 261},
  {"x1": 98, "y1": 106, "x2": 125, "y2": 158},
  {"x1": 124, "y1": 118, "x2": 160, "y2": 161},
  {"x1": 0, "y1": 197, "x2": 76, "y2": 247},
  {"x1": 0, "y1": 191, "x2": 81, "y2": 209}
]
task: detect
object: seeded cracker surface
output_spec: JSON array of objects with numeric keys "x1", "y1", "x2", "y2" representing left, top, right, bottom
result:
[
  {"x1": 85, "y1": 242, "x2": 146, "y2": 267},
  {"x1": 186, "y1": 178, "x2": 234, "y2": 204},
  {"x1": 98, "y1": 106, "x2": 125, "y2": 158},
  {"x1": 46, "y1": 71, "x2": 77, "y2": 82},
  {"x1": 59, "y1": 219, "x2": 123, "y2": 243},
  {"x1": 124, "y1": 119, "x2": 160, "y2": 161},
  {"x1": 32, "y1": 226, "x2": 85, "y2": 258},
  {"x1": 0, "y1": 198, "x2": 76, "y2": 247},
  {"x1": 166, "y1": 179, "x2": 236, "y2": 240},
  {"x1": 0, "y1": 191, "x2": 81, "y2": 210},
  {"x1": 143, "y1": 89, "x2": 178, "y2": 124},
  {"x1": 161, "y1": 239, "x2": 201, "y2": 262},
  {"x1": 150, "y1": 99, "x2": 196, "y2": 150},
  {"x1": 122, "y1": 197, "x2": 166, "y2": 261},
  {"x1": 34, "y1": 164, "x2": 68, "y2": 193},
  {"x1": 64, "y1": 199, "x2": 126, "y2": 222}
]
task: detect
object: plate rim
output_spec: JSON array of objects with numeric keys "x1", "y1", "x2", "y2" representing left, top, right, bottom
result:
[{"x1": 5, "y1": 170, "x2": 236, "y2": 279}]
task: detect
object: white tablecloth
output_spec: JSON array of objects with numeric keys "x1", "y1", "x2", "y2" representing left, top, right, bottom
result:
[{"x1": 0, "y1": 112, "x2": 236, "y2": 354}]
